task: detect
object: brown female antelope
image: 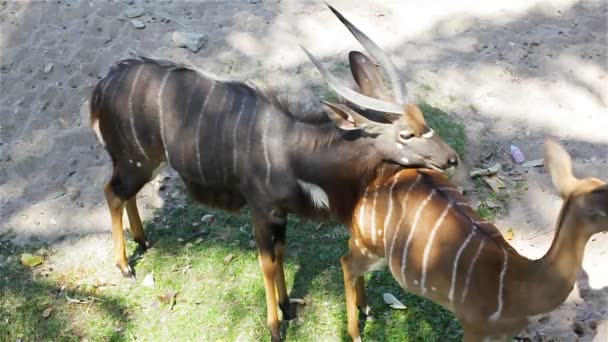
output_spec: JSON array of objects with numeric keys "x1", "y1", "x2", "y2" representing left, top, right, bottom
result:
[
  {"x1": 341, "y1": 139, "x2": 608, "y2": 341},
  {"x1": 89, "y1": 4, "x2": 458, "y2": 340}
]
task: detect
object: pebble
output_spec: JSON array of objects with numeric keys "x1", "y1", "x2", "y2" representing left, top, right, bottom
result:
[
  {"x1": 201, "y1": 214, "x2": 214, "y2": 224},
  {"x1": 171, "y1": 31, "x2": 207, "y2": 53},
  {"x1": 124, "y1": 8, "x2": 145, "y2": 18},
  {"x1": 142, "y1": 273, "x2": 154, "y2": 287},
  {"x1": 43, "y1": 63, "x2": 54, "y2": 74},
  {"x1": 130, "y1": 20, "x2": 145, "y2": 29}
]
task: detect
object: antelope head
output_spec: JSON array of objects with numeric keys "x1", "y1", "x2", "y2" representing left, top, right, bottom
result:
[
  {"x1": 302, "y1": 4, "x2": 459, "y2": 171},
  {"x1": 545, "y1": 139, "x2": 608, "y2": 236}
]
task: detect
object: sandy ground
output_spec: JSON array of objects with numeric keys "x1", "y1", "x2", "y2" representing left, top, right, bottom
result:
[{"x1": 1, "y1": 0, "x2": 607, "y2": 340}]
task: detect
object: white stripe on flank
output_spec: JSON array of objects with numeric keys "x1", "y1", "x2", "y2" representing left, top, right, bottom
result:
[
  {"x1": 231, "y1": 96, "x2": 249, "y2": 173},
  {"x1": 388, "y1": 175, "x2": 420, "y2": 285},
  {"x1": 261, "y1": 111, "x2": 272, "y2": 185},
  {"x1": 489, "y1": 248, "x2": 508, "y2": 321},
  {"x1": 420, "y1": 203, "x2": 452, "y2": 295},
  {"x1": 382, "y1": 176, "x2": 401, "y2": 251},
  {"x1": 370, "y1": 186, "x2": 380, "y2": 244},
  {"x1": 157, "y1": 70, "x2": 172, "y2": 161},
  {"x1": 401, "y1": 189, "x2": 435, "y2": 288},
  {"x1": 461, "y1": 239, "x2": 485, "y2": 303},
  {"x1": 195, "y1": 81, "x2": 216, "y2": 180},
  {"x1": 448, "y1": 227, "x2": 477, "y2": 304},
  {"x1": 128, "y1": 65, "x2": 149, "y2": 160},
  {"x1": 358, "y1": 187, "x2": 369, "y2": 230}
]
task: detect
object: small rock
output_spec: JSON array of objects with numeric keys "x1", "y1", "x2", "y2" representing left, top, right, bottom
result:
[
  {"x1": 142, "y1": 273, "x2": 154, "y2": 287},
  {"x1": 42, "y1": 307, "x2": 53, "y2": 318},
  {"x1": 248, "y1": 240, "x2": 256, "y2": 249},
  {"x1": 201, "y1": 214, "x2": 214, "y2": 224},
  {"x1": 192, "y1": 222, "x2": 199, "y2": 227},
  {"x1": 124, "y1": 8, "x2": 145, "y2": 18},
  {"x1": 184, "y1": 242, "x2": 193, "y2": 248},
  {"x1": 43, "y1": 63, "x2": 54, "y2": 73},
  {"x1": 171, "y1": 31, "x2": 207, "y2": 53},
  {"x1": 130, "y1": 20, "x2": 145, "y2": 29}
]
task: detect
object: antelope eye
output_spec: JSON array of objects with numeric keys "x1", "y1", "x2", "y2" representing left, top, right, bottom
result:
[{"x1": 399, "y1": 131, "x2": 415, "y2": 141}]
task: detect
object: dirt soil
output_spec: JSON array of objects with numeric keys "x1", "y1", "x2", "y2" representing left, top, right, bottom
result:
[{"x1": 1, "y1": 0, "x2": 607, "y2": 341}]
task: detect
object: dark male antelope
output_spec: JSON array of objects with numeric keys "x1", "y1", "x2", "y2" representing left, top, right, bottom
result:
[
  {"x1": 89, "y1": 4, "x2": 458, "y2": 340},
  {"x1": 340, "y1": 139, "x2": 608, "y2": 341}
]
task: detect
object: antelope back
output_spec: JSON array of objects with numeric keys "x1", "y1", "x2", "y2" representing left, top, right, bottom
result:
[{"x1": 352, "y1": 168, "x2": 515, "y2": 313}]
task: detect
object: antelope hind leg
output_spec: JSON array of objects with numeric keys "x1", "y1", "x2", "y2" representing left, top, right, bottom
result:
[
  {"x1": 125, "y1": 197, "x2": 151, "y2": 250},
  {"x1": 104, "y1": 183, "x2": 133, "y2": 278}
]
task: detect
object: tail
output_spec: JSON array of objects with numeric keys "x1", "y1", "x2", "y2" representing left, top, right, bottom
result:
[{"x1": 90, "y1": 81, "x2": 105, "y2": 146}]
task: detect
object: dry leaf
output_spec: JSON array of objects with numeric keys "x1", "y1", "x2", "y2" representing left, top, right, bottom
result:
[
  {"x1": 223, "y1": 254, "x2": 234, "y2": 264},
  {"x1": 20, "y1": 253, "x2": 44, "y2": 267},
  {"x1": 470, "y1": 162, "x2": 501, "y2": 178},
  {"x1": 42, "y1": 307, "x2": 53, "y2": 318},
  {"x1": 289, "y1": 298, "x2": 307, "y2": 305},
  {"x1": 504, "y1": 228, "x2": 516, "y2": 241},
  {"x1": 521, "y1": 159, "x2": 544, "y2": 168},
  {"x1": 482, "y1": 175, "x2": 505, "y2": 192},
  {"x1": 382, "y1": 293, "x2": 407, "y2": 310},
  {"x1": 157, "y1": 292, "x2": 177, "y2": 310}
]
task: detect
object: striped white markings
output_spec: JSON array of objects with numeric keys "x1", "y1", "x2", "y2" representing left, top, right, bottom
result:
[
  {"x1": 400, "y1": 188, "x2": 435, "y2": 288},
  {"x1": 195, "y1": 81, "x2": 216, "y2": 181},
  {"x1": 420, "y1": 203, "x2": 452, "y2": 295},
  {"x1": 381, "y1": 176, "x2": 401, "y2": 251},
  {"x1": 128, "y1": 65, "x2": 150, "y2": 160},
  {"x1": 388, "y1": 175, "x2": 421, "y2": 284},
  {"x1": 461, "y1": 239, "x2": 485, "y2": 303},
  {"x1": 370, "y1": 185, "x2": 380, "y2": 245},
  {"x1": 489, "y1": 248, "x2": 508, "y2": 321},
  {"x1": 261, "y1": 110, "x2": 272, "y2": 185},
  {"x1": 157, "y1": 70, "x2": 173, "y2": 161},
  {"x1": 358, "y1": 187, "x2": 369, "y2": 230},
  {"x1": 231, "y1": 95, "x2": 250, "y2": 174},
  {"x1": 448, "y1": 227, "x2": 477, "y2": 304}
]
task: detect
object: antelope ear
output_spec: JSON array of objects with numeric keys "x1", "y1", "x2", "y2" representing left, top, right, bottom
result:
[
  {"x1": 544, "y1": 138, "x2": 578, "y2": 198},
  {"x1": 321, "y1": 101, "x2": 373, "y2": 131},
  {"x1": 349, "y1": 51, "x2": 391, "y2": 101},
  {"x1": 583, "y1": 184, "x2": 608, "y2": 217}
]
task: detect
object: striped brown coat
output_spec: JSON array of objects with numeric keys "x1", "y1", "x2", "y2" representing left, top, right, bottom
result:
[{"x1": 340, "y1": 140, "x2": 608, "y2": 341}]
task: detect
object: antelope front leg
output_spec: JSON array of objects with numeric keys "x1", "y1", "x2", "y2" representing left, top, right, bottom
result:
[
  {"x1": 275, "y1": 240, "x2": 298, "y2": 321},
  {"x1": 341, "y1": 253, "x2": 362, "y2": 342},
  {"x1": 104, "y1": 183, "x2": 133, "y2": 278},
  {"x1": 252, "y1": 209, "x2": 287, "y2": 342}
]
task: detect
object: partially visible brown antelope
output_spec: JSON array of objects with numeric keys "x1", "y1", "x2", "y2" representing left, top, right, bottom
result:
[
  {"x1": 341, "y1": 139, "x2": 608, "y2": 341},
  {"x1": 89, "y1": 4, "x2": 458, "y2": 340}
]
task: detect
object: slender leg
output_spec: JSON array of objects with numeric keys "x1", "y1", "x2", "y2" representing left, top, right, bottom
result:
[
  {"x1": 104, "y1": 183, "x2": 132, "y2": 278},
  {"x1": 341, "y1": 237, "x2": 382, "y2": 341},
  {"x1": 341, "y1": 253, "x2": 362, "y2": 342},
  {"x1": 125, "y1": 197, "x2": 151, "y2": 250},
  {"x1": 251, "y1": 209, "x2": 287, "y2": 342},
  {"x1": 355, "y1": 277, "x2": 371, "y2": 317},
  {"x1": 275, "y1": 241, "x2": 299, "y2": 321}
]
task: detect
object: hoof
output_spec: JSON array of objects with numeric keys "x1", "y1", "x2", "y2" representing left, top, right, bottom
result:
[
  {"x1": 118, "y1": 264, "x2": 135, "y2": 279},
  {"x1": 270, "y1": 329, "x2": 282, "y2": 342},
  {"x1": 136, "y1": 239, "x2": 152, "y2": 251},
  {"x1": 280, "y1": 298, "x2": 305, "y2": 321}
]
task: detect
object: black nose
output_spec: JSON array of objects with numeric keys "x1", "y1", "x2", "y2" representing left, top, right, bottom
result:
[{"x1": 448, "y1": 156, "x2": 459, "y2": 167}]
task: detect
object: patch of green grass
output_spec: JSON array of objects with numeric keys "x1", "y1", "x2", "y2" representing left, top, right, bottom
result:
[
  {"x1": 419, "y1": 101, "x2": 466, "y2": 158},
  {"x1": 0, "y1": 197, "x2": 463, "y2": 341}
]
